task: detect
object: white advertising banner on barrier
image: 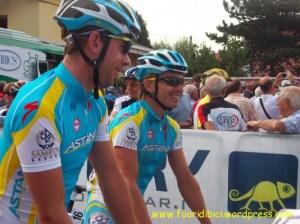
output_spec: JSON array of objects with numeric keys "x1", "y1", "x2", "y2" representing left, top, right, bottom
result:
[
  {"x1": 0, "y1": 44, "x2": 46, "y2": 81},
  {"x1": 5, "y1": 128, "x2": 295, "y2": 224},
  {"x1": 143, "y1": 130, "x2": 300, "y2": 224}
]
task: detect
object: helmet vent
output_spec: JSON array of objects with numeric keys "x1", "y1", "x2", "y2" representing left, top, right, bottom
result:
[
  {"x1": 106, "y1": 7, "x2": 126, "y2": 25},
  {"x1": 139, "y1": 59, "x2": 146, "y2": 65},
  {"x1": 169, "y1": 52, "x2": 179, "y2": 63},
  {"x1": 73, "y1": 1, "x2": 100, "y2": 12},
  {"x1": 149, "y1": 59, "x2": 163, "y2": 67},
  {"x1": 157, "y1": 53, "x2": 170, "y2": 62},
  {"x1": 118, "y1": 1, "x2": 134, "y2": 22},
  {"x1": 62, "y1": 8, "x2": 83, "y2": 18},
  {"x1": 169, "y1": 64, "x2": 187, "y2": 72},
  {"x1": 130, "y1": 25, "x2": 140, "y2": 39}
]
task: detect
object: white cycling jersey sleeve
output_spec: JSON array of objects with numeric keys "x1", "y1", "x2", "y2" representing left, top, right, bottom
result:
[{"x1": 16, "y1": 117, "x2": 61, "y2": 172}]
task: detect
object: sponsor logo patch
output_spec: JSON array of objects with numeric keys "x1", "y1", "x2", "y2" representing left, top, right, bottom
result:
[
  {"x1": 127, "y1": 127, "x2": 137, "y2": 141},
  {"x1": 65, "y1": 131, "x2": 95, "y2": 154},
  {"x1": 89, "y1": 212, "x2": 110, "y2": 224},
  {"x1": 147, "y1": 129, "x2": 153, "y2": 139},
  {"x1": 37, "y1": 128, "x2": 54, "y2": 149},
  {"x1": 22, "y1": 101, "x2": 39, "y2": 124},
  {"x1": 217, "y1": 112, "x2": 239, "y2": 128},
  {"x1": 74, "y1": 117, "x2": 80, "y2": 131},
  {"x1": 32, "y1": 128, "x2": 58, "y2": 162}
]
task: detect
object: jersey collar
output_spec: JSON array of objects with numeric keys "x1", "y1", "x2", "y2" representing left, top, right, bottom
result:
[
  {"x1": 55, "y1": 63, "x2": 91, "y2": 100},
  {"x1": 141, "y1": 100, "x2": 167, "y2": 121}
]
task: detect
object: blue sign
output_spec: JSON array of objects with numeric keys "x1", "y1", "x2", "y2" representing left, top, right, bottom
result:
[{"x1": 228, "y1": 151, "x2": 298, "y2": 217}]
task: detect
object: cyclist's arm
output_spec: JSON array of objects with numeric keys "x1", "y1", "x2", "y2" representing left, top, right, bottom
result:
[
  {"x1": 14, "y1": 115, "x2": 70, "y2": 224},
  {"x1": 168, "y1": 149, "x2": 211, "y2": 224},
  {"x1": 114, "y1": 147, "x2": 152, "y2": 224},
  {"x1": 89, "y1": 141, "x2": 137, "y2": 224},
  {"x1": 24, "y1": 167, "x2": 72, "y2": 224}
]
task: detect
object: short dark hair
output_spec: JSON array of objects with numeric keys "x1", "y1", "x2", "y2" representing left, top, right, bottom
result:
[
  {"x1": 225, "y1": 79, "x2": 241, "y2": 96},
  {"x1": 259, "y1": 79, "x2": 273, "y2": 93},
  {"x1": 61, "y1": 26, "x2": 103, "y2": 55},
  {"x1": 192, "y1": 73, "x2": 201, "y2": 83}
]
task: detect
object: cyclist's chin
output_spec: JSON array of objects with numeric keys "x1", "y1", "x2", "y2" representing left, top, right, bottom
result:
[
  {"x1": 164, "y1": 99, "x2": 179, "y2": 109},
  {"x1": 99, "y1": 76, "x2": 115, "y2": 88}
]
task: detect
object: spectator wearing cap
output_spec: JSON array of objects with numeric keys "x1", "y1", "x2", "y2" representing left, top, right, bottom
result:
[
  {"x1": 253, "y1": 77, "x2": 280, "y2": 120},
  {"x1": 225, "y1": 79, "x2": 256, "y2": 122},
  {"x1": 247, "y1": 86, "x2": 300, "y2": 134}
]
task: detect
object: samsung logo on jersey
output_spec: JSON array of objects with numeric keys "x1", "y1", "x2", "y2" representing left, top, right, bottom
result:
[
  {"x1": 64, "y1": 132, "x2": 95, "y2": 154},
  {"x1": 142, "y1": 145, "x2": 171, "y2": 152},
  {"x1": 0, "y1": 50, "x2": 21, "y2": 71},
  {"x1": 32, "y1": 147, "x2": 59, "y2": 162}
]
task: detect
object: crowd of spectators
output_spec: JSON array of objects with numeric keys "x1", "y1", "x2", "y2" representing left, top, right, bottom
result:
[
  {"x1": 0, "y1": 80, "x2": 26, "y2": 127},
  {"x1": 189, "y1": 69, "x2": 300, "y2": 134},
  {"x1": 3, "y1": 68, "x2": 298, "y2": 135}
]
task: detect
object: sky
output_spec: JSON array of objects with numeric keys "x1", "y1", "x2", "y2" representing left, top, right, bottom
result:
[{"x1": 127, "y1": 0, "x2": 233, "y2": 50}]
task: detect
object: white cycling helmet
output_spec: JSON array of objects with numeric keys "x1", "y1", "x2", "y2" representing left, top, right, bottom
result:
[{"x1": 54, "y1": 0, "x2": 141, "y2": 40}]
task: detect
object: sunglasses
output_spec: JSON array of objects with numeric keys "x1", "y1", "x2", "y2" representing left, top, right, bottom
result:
[
  {"x1": 158, "y1": 77, "x2": 185, "y2": 87},
  {"x1": 75, "y1": 29, "x2": 132, "y2": 55},
  {"x1": 108, "y1": 34, "x2": 132, "y2": 54}
]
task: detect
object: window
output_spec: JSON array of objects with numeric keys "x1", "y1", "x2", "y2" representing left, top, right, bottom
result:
[{"x1": 0, "y1": 15, "x2": 8, "y2": 28}]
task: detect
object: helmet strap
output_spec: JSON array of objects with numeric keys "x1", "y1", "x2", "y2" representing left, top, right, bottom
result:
[
  {"x1": 152, "y1": 78, "x2": 171, "y2": 111},
  {"x1": 71, "y1": 33, "x2": 111, "y2": 99}
]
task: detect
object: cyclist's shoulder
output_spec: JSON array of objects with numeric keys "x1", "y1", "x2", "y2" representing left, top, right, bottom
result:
[
  {"x1": 6, "y1": 71, "x2": 59, "y2": 128},
  {"x1": 110, "y1": 102, "x2": 142, "y2": 126},
  {"x1": 166, "y1": 114, "x2": 180, "y2": 130}
]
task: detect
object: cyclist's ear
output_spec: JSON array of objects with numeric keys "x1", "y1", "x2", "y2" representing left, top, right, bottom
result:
[
  {"x1": 143, "y1": 78, "x2": 155, "y2": 94},
  {"x1": 87, "y1": 31, "x2": 102, "y2": 55}
]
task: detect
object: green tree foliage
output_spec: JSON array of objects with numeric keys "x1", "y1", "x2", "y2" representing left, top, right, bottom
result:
[
  {"x1": 152, "y1": 40, "x2": 173, "y2": 50},
  {"x1": 136, "y1": 12, "x2": 152, "y2": 48},
  {"x1": 152, "y1": 38, "x2": 250, "y2": 77},
  {"x1": 206, "y1": 0, "x2": 300, "y2": 75},
  {"x1": 219, "y1": 38, "x2": 250, "y2": 77},
  {"x1": 194, "y1": 45, "x2": 220, "y2": 74},
  {"x1": 174, "y1": 37, "x2": 198, "y2": 75}
]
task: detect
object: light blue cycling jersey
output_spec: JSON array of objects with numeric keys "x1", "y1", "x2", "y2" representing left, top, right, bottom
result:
[
  {"x1": 108, "y1": 100, "x2": 182, "y2": 194},
  {"x1": 82, "y1": 100, "x2": 182, "y2": 224},
  {"x1": 0, "y1": 63, "x2": 109, "y2": 224}
]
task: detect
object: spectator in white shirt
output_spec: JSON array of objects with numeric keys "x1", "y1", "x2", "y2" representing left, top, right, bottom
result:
[{"x1": 253, "y1": 77, "x2": 280, "y2": 120}]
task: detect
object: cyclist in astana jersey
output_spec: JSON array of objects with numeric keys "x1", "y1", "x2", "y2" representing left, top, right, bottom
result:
[
  {"x1": 0, "y1": 0, "x2": 140, "y2": 223},
  {"x1": 83, "y1": 49, "x2": 211, "y2": 224}
]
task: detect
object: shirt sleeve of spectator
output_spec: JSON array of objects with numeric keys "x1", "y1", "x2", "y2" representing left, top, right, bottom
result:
[{"x1": 281, "y1": 114, "x2": 300, "y2": 134}]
